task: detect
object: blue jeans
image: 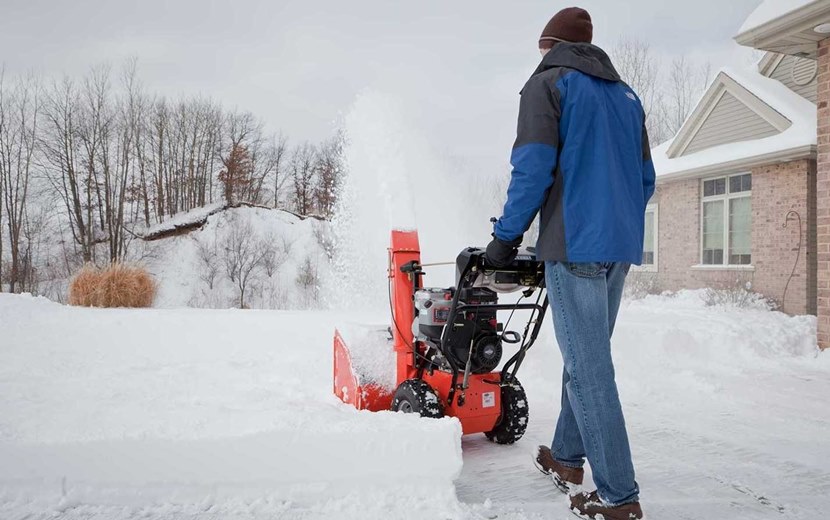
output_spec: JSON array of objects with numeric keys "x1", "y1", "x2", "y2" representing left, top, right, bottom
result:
[{"x1": 545, "y1": 261, "x2": 639, "y2": 506}]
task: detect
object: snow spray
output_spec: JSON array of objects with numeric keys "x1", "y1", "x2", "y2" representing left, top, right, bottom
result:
[{"x1": 324, "y1": 90, "x2": 498, "y2": 310}]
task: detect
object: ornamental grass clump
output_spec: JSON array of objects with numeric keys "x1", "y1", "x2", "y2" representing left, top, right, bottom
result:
[{"x1": 69, "y1": 263, "x2": 156, "y2": 308}]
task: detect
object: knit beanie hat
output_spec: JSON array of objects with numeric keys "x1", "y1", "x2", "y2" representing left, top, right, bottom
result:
[{"x1": 539, "y1": 7, "x2": 593, "y2": 48}]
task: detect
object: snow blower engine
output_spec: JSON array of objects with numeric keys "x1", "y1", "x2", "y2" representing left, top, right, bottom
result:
[{"x1": 334, "y1": 230, "x2": 548, "y2": 444}]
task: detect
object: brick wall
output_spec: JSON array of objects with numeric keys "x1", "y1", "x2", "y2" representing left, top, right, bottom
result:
[
  {"x1": 653, "y1": 159, "x2": 816, "y2": 314},
  {"x1": 651, "y1": 179, "x2": 700, "y2": 290},
  {"x1": 751, "y1": 160, "x2": 816, "y2": 315},
  {"x1": 818, "y1": 37, "x2": 830, "y2": 348}
]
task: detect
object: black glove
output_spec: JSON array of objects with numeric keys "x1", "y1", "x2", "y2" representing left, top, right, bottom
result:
[{"x1": 485, "y1": 235, "x2": 522, "y2": 268}]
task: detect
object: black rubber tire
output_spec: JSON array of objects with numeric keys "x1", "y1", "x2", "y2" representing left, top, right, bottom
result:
[
  {"x1": 485, "y1": 378, "x2": 529, "y2": 444},
  {"x1": 390, "y1": 379, "x2": 444, "y2": 418}
]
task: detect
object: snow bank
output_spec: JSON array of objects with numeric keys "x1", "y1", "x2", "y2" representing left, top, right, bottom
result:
[
  {"x1": 139, "y1": 202, "x2": 226, "y2": 239},
  {"x1": 0, "y1": 294, "x2": 464, "y2": 519},
  {"x1": 622, "y1": 290, "x2": 819, "y2": 362},
  {"x1": 145, "y1": 205, "x2": 329, "y2": 309}
]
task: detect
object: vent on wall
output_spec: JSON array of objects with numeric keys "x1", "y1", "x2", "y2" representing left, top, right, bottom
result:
[{"x1": 792, "y1": 57, "x2": 818, "y2": 86}]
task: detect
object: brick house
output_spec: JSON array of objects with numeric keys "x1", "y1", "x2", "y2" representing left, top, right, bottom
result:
[{"x1": 643, "y1": 1, "x2": 829, "y2": 344}]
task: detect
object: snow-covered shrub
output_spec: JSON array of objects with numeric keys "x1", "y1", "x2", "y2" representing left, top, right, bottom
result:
[
  {"x1": 296, "y1": 256, "x2": 320, "y2": 308},
  {"x1": 701, "y1": 275, "x2": 776, "y2": 311},
  {"x1": 69, "y1": 264, "x2": 156, "y2": 308},
  {"x1": 624, "y1": 271, "x2": 660, "y2": 300},
  {"x1": 194, "y1": 238, "x2": 220, "y2": 290},
  {"x1": 261, "y1": 234, "x2": 286, "y2": 279}
]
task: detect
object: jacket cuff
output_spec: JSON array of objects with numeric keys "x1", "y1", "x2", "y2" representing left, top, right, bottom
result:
[{"x1": 492, "y1": 233, "x2": 522, "y2": 248}]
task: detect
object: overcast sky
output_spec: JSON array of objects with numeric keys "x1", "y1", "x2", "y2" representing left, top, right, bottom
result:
[{"x1": 1, "y1": 0, "x2": 763, "y2": 167}]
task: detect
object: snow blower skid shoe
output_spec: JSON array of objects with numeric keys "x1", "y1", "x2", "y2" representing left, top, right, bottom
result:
[{"x1": 333, "y1": 229, "x2": 548, "y2": 443}]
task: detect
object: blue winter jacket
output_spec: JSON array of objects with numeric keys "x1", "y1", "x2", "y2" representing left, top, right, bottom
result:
[{"x1": 493, "y1": 43, "x2": 656, "y2": 264}]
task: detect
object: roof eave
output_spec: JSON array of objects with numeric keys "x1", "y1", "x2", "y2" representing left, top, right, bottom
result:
[
  {"x1": 655, "y1": 144, "x2": 817, "y2": 183},
  {"x1": 734, "y1": 1, "x2": 830, "y2": 56}
]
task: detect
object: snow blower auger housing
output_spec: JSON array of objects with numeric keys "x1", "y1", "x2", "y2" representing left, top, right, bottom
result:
[{"x1": 333, "y1": 230, "x2": 548, "y2": 443}]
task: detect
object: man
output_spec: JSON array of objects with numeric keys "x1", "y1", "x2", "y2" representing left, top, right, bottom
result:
[{"x1": 485, "y1": 7, "x2": 655, "y2": 520}]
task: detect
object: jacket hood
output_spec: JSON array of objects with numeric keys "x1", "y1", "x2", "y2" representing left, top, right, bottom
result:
[{"x1": 531, "y1": 42, "x2": 621, "y2": 82}]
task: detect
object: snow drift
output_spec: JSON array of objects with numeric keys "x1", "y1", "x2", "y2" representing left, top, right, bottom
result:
[{"x1": 0, "y1": 295, "x2": 465, "y2": 519}]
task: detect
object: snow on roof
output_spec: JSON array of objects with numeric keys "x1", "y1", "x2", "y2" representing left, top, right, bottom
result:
[
  {"x1": 652, "y1": 65, "x2": 816, "y2": 178},
  {"x1": 739, "y1": 0, "x2": 819, "y2": 34}
]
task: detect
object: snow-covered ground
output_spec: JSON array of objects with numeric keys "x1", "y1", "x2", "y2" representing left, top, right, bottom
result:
[
  {"x1": 0, "y1": 295, "x2": 464, "y2": 520},
  {"x1": 2, "y1": 290, "x2": 828, "y2": 519}
]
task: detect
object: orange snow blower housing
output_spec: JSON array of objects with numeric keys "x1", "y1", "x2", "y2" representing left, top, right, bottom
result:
[{"x1": 334, "y1": 230, "x2": 548, "y2": 443}]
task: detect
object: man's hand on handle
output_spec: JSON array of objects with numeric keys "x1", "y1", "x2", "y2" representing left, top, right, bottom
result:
[{"x1": 485, "y1": 235, "x2": 522, "y2": 268}]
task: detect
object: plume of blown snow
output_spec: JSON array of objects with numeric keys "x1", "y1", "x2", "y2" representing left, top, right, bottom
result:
[{"x1": 324, "y1": 90, "x2": 498, "y2": 310}]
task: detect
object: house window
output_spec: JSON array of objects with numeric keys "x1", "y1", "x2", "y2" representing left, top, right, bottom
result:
[
  {"x1": 701, "y1": 173, "x2": 751, "y2": 266},
  {"x1": 642, "y1": 205, "x2": 658, "y2": 268}
]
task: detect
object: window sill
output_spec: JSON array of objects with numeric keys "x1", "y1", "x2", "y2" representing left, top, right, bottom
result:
[{"x1": 690, "y1": 264, "x2": 755, "y2": 272}]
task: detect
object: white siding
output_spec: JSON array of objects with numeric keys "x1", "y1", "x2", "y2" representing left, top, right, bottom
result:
[
  {"x1": 682, "y1": 92, "x2": 780, "y2": 156},
  {"x1": 769, "y1": 55, "x2": 818, "y2": 103}
]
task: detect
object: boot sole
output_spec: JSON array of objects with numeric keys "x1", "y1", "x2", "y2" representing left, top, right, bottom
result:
[
  {"x1": 568, "y1": 507, "x2": 593, "y2": 520},
  {"x1": 569, "y1": 505, "x2": 645, "y2": 520}
]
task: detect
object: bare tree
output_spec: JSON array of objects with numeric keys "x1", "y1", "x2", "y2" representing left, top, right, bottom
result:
[
  {"x1": 291, "y1": 142, "x2": 316, "y2": 216},
  {"x1": 260, "y1": 234, "x2": 283, "y2": 278},
  {"x1": 295, "y1": 255, "x2": 319, "y2": 308},
  {"x1": 610, "y1": 38, "x2": 666, "y2": 144},
  {"x1": 194, "y1": 236, "x2": 219, "y2": 290},
  {"x1": 611, "y1": 38, "x2": 715, "y2": 146},
  {"x1": 78, "y1": 65, "x2": 113, "y2": 259},
  {"x1": 219, "y1": 111, "x2": 265, "y2": 205},
  {"x1": 271, "y1": 133, "x2": 289, "y2": 209},
  {"x1": 0, "y1": 73, "x2": 40, "y2": 292},
  {"x1": 661, "y1": 56, "x2": 712, "y2": 139},
  {"x1": 218, "y1": 143, "x2": 253, "y2": 205},
  {"x1": 104, "y1": 59, "x2": 142, "y2": 262},
  {"x1": 220, "y1": 216, "x2": 268, "y2": 308},
  {"x1": 41, "y1": 77, "x2": 87, "y2": 260},
  {"x1": 0, "y1": 68, "x2": 4, "y2": 290},
  {"x1": 313, "y1": 132, "x2": 344, "y2": 219}
]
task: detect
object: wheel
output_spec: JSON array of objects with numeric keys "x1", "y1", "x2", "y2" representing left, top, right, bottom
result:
[
  {"x1": 485, "y1": 378, "x2": 528, "y2": 444},
  {"x1": 391, "y1": 379, "x2": 443, "y2": 418}
]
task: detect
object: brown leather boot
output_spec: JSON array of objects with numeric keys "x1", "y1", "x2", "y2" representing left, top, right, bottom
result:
[
  {"x1": 569, "y1": 490, "x2": 644, "y2": 520},
  {"x1": 533, "y1": 445, "x2": 584, "y2": 494}
]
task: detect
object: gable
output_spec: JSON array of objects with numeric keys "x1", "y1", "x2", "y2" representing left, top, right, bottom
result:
[
  {"x1": 683, "y1": 91, "x2": 780, "y2": 156},
  {"x1": 767, "y1": 54, "x2": 818, "y2": 103},
  {"x1": 667, "y1": 71, "x2": 792, "y2": 159}
]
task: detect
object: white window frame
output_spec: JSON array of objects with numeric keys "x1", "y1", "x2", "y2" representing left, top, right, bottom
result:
[
  {"x1": 698, "y1": 173, "x2": 753, "y2": 269},
  {"x1": 638, "y1": 204, "x2": 658, "y2": 272}
]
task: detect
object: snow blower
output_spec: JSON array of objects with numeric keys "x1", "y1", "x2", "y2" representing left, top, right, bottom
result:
[{"x1": 334, "y1": 230, "x2": 548, "y2": 443}]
